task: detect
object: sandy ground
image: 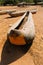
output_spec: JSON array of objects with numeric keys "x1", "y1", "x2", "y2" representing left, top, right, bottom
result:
[{"x1": 0, "y1": 5, "x2": 43, "y2": 65}]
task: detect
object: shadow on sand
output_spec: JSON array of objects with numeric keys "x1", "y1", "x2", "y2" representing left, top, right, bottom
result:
[
  {"x1": 5, "y1": 16, "x2": 16, "y2": 19},
  {"x1": 0, "y1": 39, "x2": 33, "y2": 65},
  {"x1": 5, "y1": 16, "x2": 21, "y2": 19}
]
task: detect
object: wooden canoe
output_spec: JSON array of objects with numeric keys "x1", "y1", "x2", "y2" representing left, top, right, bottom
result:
[
  {"x1": 8, "y1": 9, "x2": 37, "y2": 17},
  {"x1": 7, "y1": 12, "x2": 35, "y2": 45},
  {"x1": 0, "y1": 10, "x2": 16, "y2": 15},
  {"x1": 8, "y1": 10, "x2": 26, "y2": 17}
]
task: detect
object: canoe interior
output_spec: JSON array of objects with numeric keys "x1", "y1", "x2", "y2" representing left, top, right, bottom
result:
[{"x1": 15, "y1": 12, "x2": 29, "y2": 29}]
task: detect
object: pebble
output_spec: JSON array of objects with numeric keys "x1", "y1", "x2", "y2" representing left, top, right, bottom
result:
[{"x1": 9, "y1": 24, "x2": 12, "y2": 27}]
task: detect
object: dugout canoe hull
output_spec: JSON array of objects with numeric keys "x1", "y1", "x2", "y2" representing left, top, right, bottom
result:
[
  {"x1": 8, "y1": 9, "x2": 37, "y2": 17},
  {"x1": 0, "y1": 10, "x2": 16, "y2": 15},
  {"x1": 7, "y1": 12, "x2": 35, "y2": 45}
]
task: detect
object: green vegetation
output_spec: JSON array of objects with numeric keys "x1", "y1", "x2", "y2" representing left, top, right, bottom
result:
[
  {"x1": 33, "y1": 0, "x2": 38, "y2": 4},
  {"x1": 0, "y1": 0, "x2": 43, "y2": 5},
  {"x1": 0, "y1": 0, "x2": 5, "y2": 5},
  {"x1": 26, "y1": 0, "x2": 33, "y2": 3}
]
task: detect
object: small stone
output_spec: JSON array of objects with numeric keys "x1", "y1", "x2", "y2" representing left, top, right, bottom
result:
[{"x1": 9, "y1": 24, "x2": 12, "y2": 27}]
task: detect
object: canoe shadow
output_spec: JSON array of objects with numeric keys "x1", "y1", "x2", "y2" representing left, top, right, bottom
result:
[
  {"x1": 5, "y1": 15, "x2": 21, "y2": 19},
  {"x1": 0, "y1": 39, "x2": 33, "y2": 65}
]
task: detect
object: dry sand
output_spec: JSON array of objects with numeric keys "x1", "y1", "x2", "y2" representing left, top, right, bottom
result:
[{"x1": 0, "y1": 5, "x2": 43, "y2": 65}]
